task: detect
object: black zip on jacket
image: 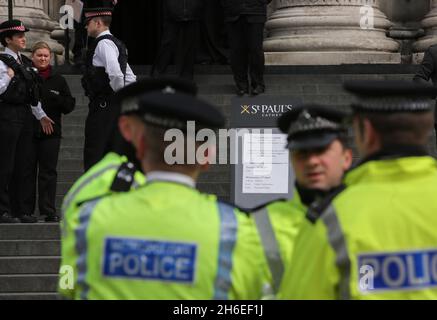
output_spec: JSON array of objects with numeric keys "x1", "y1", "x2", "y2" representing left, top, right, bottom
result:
[{"x1": 35, "y1": 70, "x2": 76, "y2": 139}]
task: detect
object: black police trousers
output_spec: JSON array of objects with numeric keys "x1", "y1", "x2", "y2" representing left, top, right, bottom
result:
[
  {"x1": 153, "y1": 20, "x2": 200, "y2": 80},
  {"x1": 19, "y1": 137, "x2": 61, "y2": 217},
  {"x1": 0, "y1": 104, "x2": 34, "y2": 216},
  {"x1": 83, "y1": 97, "x2": 114, "y2": 171},
  {"x1": 227, "y1": 16, "x2": 266, "y2": 91}
]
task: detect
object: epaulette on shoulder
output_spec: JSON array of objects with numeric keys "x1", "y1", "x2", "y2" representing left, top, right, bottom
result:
[
  {"x1": 109, "y1": 161, "x2": 137, "y2": 192},
  {"x1": 0, "y1": 53, "x2": 19, "y2": 68},
  {"x1": 306, "y1": 185, "x2": 346, "y2": 224}
]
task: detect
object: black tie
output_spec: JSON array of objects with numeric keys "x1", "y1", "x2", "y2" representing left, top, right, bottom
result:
[{"x1": 17, "y1": 55, "x2": 22, "y2": 64}]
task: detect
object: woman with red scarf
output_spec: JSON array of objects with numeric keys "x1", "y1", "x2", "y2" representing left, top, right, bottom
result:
[{"x1": 22, "y1": 42, "x2": 76, "y2": 222}]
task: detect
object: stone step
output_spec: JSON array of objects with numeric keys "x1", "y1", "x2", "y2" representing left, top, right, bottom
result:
[
  {"x1": 0, "y1": 292, "x2": 60, "y2": 300},
  {"x1": 0, "y1": 240, "x2": 60, "y2": 257},
  {"x1": 62, "y1": 125, "x2": 86, "y2": 137},
  {"x1": 60, "y1": 136, "x2": 85, "y2": 148},
  {"x1": 57, "y1": 170, "x2": 82, "y2": 184},
  {"x1": 57, "y1": 159, "x2": 83, "y2": 171},
  {"x1": 57, "y1": 182, "x2": 75, "y2": 196},
  {"x1": 63, "y1": 115, "x2": 87, "y2": 124},
  {"x1": 0, "y1": 257, "x2": 60, "y2": 275},
  {"x1": 59, "y1": 147, "x2": 83, "y2": 160},
  {"x1": 0, "y1": 275, "x2": 58, "y2": 293},
  {"x1": 0, "y1": 224, "x2": 60, "y2": 241}
]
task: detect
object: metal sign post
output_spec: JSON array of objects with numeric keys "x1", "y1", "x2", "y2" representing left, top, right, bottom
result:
[{"x1": 8, "y1": 0, "x2": 13, "y2": 20}]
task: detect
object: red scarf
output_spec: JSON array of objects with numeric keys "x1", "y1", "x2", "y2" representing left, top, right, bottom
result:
[{"x1": 37, "y1": 64, "x2": 52, "y2": 80}]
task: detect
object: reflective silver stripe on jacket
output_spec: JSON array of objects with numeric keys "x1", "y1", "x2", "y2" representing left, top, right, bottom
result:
[
  {"x1": 75, "y1": 199, "x2": 101, "y2": 300},
  {"x1": 253, "y1": 207, "x2": 284, "y2": 294},
  {"x1": 213, "y1": 202, "x2": 238, "y2": 300},
  {"x1": 321, "y1": 204, "x2": 351, "y2": 300}
]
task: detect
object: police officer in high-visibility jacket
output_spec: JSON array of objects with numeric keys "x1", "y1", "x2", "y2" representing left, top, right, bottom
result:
[
  {"x1": 251, "y1": 105, "x2": 353, "y2": 296},
  {"x1": 280, "y1": 80, "x2": 437, "y2": 300},
  {"x1": 59, "y1": 78, "x2": 198, "y2": 299},
  {"x1": 60, "y1": 90, "x2": 269, "y2": 300}
]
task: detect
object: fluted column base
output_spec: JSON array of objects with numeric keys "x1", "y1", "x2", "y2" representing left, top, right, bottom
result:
[
  {"x1": 264, "y1": 0, "x2": 400, "y2": 65},
  {"x1": 413, "y1": 0, "x2": 437, "y2": 64}
]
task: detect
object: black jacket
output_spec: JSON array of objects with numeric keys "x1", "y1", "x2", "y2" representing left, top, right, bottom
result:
[
  {"x1": 221, "y1": 0, "x2": 272, "y2": 21},
  {"x1": 413, "y1": 45, "x2": 437, "y2": 122},
  {"x1": 164, "y1": 0, "x2": 205, "y2": 21},
  {"x1": 414, "y1": 45, "x2": 437, "y2": 86},
  {"x1": 35, "y1": 70, "x2": 76, "y2": 139}
]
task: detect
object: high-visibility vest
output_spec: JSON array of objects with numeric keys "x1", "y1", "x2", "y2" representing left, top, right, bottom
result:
[
  {"x1": 60, "y1": 180, "x2": 270, "y2": 300},
  {"x1": 280, "y1": 156, "x2": 437, "y2": 300},
  {"x1": 59, "y1": 152, "x2": 145, "y2": 299},
  {"x1": 252, "y1": 191, "x2": 306, "y2": 295}
]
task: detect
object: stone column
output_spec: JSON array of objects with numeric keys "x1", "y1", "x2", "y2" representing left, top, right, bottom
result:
[
  {"x1": 413, "y1": 0, "x2": 437, "y2": 60},
  {"x1": 380, "y1": 0, "x2": 429, "y2": 64},
  {"x1": 264, "y1": 0, "x2": 401, "y2": 65},
  {"x1": 0, "y1": 0, "x2": 64, "y2": 62}
]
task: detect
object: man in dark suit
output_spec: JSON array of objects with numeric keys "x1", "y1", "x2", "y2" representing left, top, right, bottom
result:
[
  {"x1": 221, "y1": 0, "x2": 272, "y2": 96},
  {"x1": 152, "y1": 0, "x2": 205, "y2": 80}
]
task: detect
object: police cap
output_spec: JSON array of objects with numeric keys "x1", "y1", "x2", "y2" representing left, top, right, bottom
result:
[
  {"x1": 83, "y1": 7, "x2": 113, "y2": 23},
  {"x1": 116, "y1": 77, "x2": 198, "y2": 115},
  {"x1": 0, "y1": 20, "x2": 29, "y2": 39},
  {"x1": 278, "y1": 104, "x2": 351, "y2": 151},
  {"x1": 138, "y1": 92, "x2": 225, "y2": 130},
  {"x1": 105, "y1": 78, "x2": 198, "y2": 154},
  {"x1": 344, "y1": 80, "x2": 437, "y2": 113}
]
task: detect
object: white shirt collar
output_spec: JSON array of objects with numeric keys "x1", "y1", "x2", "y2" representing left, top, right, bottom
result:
[
  {"x1": 146, "y1": 171, "x2": 196, "y2": 188},
  {"x1": 4, "y1": 47, "x2": 19, "y2": 60},
  {"x1": 96, "y1": 30, "x2": 112, "y2": 39}
]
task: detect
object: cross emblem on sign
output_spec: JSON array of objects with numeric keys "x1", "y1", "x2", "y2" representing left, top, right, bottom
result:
[{"x1": 241, "y1": 105, "x2": 250, "y2": 114}]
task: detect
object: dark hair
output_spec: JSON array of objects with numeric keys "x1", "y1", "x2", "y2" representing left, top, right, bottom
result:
[
  {"x1": 357, "y1": 111, "x2": 434, "y2": 146},
  {"x1": 0, "y1": 31, "x2": 18, "y2": 47}
]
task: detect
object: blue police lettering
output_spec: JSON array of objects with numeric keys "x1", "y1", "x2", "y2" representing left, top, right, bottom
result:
[
  {"x1": 103, "y1": 237, "x2": 197, "y2": 283},
  {"x1": 358, "y1": 249, "x2": 437, "y2": 292}
]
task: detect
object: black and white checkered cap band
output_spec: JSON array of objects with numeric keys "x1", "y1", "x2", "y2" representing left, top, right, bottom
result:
[
  {"x1": 85, "y1": 11, "x2": 112, "y2": 18},
  {"x1": 354, "y1": 97, "x2": 435, "y2": 112},
  {"x1": 0, "y1": 25, "x2": 26, "y2": 33},
  {"x1": 143, "y1": 113, "x2": 186, "y2": 129}
]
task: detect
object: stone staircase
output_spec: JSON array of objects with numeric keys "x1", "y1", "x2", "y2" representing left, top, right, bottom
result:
[
  {"x1": 0, "y1": 66, "x2": 427, "y2": 299},
  {"x1": 0, "y1": 224, "x2": 60, "y2": 300}
]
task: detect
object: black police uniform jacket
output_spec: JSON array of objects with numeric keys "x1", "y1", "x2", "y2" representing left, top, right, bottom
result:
[
  {"x1": 413, "y1": 44, "x2": 437, "y2": 122},
  {"x1": 414, "y1": 44, "x2": 437, "y2": 86},
  {"x1": 164, "y1": 0, "x2": 205, "y2": 21},
  {"x1": 35, "y1": 69, "x2": 76, "y2": 139},
  {"x1": 220, "y1": 0, "x2": 273, "y2": 21}
]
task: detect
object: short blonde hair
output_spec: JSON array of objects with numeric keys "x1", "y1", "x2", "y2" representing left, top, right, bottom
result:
[{"x1": 31, "y1": 41, "x2": 52, "y2": 54}]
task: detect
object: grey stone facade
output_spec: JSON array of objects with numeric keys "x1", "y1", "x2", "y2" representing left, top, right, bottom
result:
[{"x1": 2, "y1": 0, "x2": 437, "y2": 64}]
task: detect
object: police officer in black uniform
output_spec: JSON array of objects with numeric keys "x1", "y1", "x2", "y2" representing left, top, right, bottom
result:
[
  {"x1": 221, "y1": 0, "x2": 272, "y2": 96},
  {"x1": 81, "y1": 7, "x2": 136, "y2": 171},
  {"x1": 0, "y1": 20, "x2": 47, "y2": 223}
]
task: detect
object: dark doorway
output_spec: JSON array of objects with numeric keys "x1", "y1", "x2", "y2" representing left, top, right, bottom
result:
[{"x1": 111, "y1": 0, "x2": 162, "y2": 65}]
